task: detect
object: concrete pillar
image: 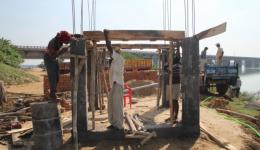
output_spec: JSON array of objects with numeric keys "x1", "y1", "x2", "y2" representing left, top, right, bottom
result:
[{"x1": 182, "y1": 37, "x2": 200, "y2": 136}]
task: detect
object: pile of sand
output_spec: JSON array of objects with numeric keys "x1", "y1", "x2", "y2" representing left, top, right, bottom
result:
[{"x1": 126, "y1": 80, "x2": 157, "y2": 97}]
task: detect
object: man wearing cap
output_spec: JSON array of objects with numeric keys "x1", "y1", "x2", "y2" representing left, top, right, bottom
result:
[
  {"x1": 215, "y1": 43, "x2": 224, "y2": 65},
  {"x1": 44, "y1": 31, "x2": 71, "y2": 99}
]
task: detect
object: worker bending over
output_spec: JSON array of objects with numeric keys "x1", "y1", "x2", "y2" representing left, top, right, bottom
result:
[{"x1": 44, "y1": 31, "x2": 71, "y2": 99}]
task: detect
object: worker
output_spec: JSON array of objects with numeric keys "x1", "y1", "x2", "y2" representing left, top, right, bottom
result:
[
  {"x1": 165, "y1": 47, "x2": 181, "y2": 123},
  {"x1": 215, "y1": 43, "x2": 224, "y2": 65},
  {"x1": 231, "y1": 77, "x2": 241, "y2": 97},
  {"x1": 104, "y1": 29, "x2": 124, "y2": 130},
  {"x1": 201, "y1": 47, "x2": 208, "y2": 59},
  {"x1": 200, "y1": 47, "x2": 208, "y2": 72},
  {"x1": 44, "y1": 31, "x2": 71, "y2": 99}
]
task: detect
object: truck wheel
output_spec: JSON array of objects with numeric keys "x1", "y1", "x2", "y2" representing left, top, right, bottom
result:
[{"x1": 216, "y1": 84, "x2": 228, "y2": 96}]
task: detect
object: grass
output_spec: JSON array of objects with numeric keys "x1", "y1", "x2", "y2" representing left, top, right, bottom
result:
[
  {"x1": 228, "y1": 97, "x2": 260, "y2": 117},
  {"x1": 0, "y1": 63, "x2": 39, "y2": 85},
  {"x1": 200, "y1": 90, "x2": 260, "y2": 117}
]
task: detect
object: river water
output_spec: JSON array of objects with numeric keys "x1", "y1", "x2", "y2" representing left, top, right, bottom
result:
[{"x1": 240, "y1": 68, "x2": 260, "y2": 93}]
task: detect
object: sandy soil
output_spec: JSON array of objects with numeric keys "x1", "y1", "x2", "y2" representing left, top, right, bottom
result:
[
  {"x1": 2, "y1": 68, "x2": 257, "y2": 150},
  {"x1": 6, "y1": 68, "x2": 45, "y2": 95}
]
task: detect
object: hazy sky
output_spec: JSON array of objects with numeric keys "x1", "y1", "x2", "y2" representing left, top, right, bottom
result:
[{"x1": 0, "y1": 0, "x2": 260, "y2": 57}]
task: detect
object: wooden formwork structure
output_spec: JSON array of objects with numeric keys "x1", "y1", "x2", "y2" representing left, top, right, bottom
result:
[{"x1": 69, "y1": 23, "x2": 226, "y2": 147}]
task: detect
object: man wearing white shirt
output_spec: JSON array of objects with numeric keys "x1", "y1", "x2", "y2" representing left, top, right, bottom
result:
[{"x1": 107, "y1": 47, "x2": 124, "y2": 130}]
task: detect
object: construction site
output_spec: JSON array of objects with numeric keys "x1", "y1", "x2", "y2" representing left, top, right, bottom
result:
[{"x1": 1, "y1": 0, "x2": 260, "y2": 150}]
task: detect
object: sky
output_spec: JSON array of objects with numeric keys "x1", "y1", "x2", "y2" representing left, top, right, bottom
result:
[{"x1": 0, "y1": 0, "x2": 260, "y2": 58}]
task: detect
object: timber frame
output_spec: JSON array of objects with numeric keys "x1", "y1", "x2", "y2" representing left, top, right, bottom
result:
[{"x1": 69, "y1": 23, "x2": 227, "y2": 145}]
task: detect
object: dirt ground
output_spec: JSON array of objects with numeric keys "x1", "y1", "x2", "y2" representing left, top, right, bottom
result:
[
  {"x1": 2, "y1": 68, "x2": 258, "y2": 150},
  {"x1": 6, "y1": 68, "x2": 45, "y2": 95}
]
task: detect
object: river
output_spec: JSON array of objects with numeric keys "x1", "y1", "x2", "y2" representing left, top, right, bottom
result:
[{"x1": 240, "y1": 68, "x2": 260, "y2": 93}]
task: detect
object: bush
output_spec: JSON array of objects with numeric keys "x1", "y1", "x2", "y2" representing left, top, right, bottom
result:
[
  {"x1": 0, "y1": 63, "x2": 39, "y2": 85},
  {"x1": 0, "y1": 38, "x2": 23, "y2": 67},
  {"x1": 121, "y1": 52, "x2": 142, "y2": 60}
]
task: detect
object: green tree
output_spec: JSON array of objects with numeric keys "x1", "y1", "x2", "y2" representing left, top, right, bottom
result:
[{"x1": 0, "y1": 38, "x2": 23, "y2": 67}]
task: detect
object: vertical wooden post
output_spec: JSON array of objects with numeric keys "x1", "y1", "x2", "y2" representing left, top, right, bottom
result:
[
  {"x1": 90, "y1": 44, "x2": 97, "y2": 129},
  {"x1": 70, "y1": 38, "x2": 88, "y2": 140},
  {"x1": 168, "y1": 41, "x2": 174, "y2": 123},
  {"x1": 156, "y1": 49, "x2": 162, "y2": 109},
  {"x1": 161, "y1": 50, "x2": 167, "y2": 107},
  {"x1": 182, "y1": 37, "x2": 200, "y2": 135},
  {"x1": 72, "y1": 56, "x2": 79, "y2": 150}
]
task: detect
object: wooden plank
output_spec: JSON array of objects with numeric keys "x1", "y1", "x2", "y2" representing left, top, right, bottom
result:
[
  {"x1": 216, "y1": 108, "x2": 258, "y2": 123},
  {"x1": 200, "y1": 123, "x2": 238, "y2": 150},
  {"x1": 196, "y1": 22, "x2": 226, "y2": 40},
  {"x1": 140, "y1": 131, "x2": 156, "y2": 145},
  {"x1": 96, "y1": 44, "x2": 171, "y2": 49},
  {"x1": 84, "y1": 30, "x2": 185, "y2": 41}
]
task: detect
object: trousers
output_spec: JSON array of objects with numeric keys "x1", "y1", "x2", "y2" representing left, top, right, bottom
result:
[{"x1": 44, "y1": 54, "x2": 59, "y2": 96}]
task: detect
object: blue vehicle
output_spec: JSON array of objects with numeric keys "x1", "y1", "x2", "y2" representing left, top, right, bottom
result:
[{"x1": 200, "y1": 64, "x2": 239, "y2": 95}]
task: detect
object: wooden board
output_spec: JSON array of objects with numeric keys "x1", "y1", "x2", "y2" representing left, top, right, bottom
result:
[
  {"x1": 96, "y1": 44, "x2": 171, "y2": 49},
  {"x1": 84, "y1": 30, "x2": 185, "y2": 41},
  {"x1": 195, "y1": 22, "x2": 226, "y2": 40}
]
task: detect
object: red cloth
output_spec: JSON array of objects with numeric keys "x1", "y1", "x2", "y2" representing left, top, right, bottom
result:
[{"x1": 58, "y1": 31, "x2": 71, "y2": 43}]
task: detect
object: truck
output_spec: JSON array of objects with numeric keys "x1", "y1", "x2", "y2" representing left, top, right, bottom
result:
[{"x1": 200, "y1": 63, "x2": 239, "y2": 95}]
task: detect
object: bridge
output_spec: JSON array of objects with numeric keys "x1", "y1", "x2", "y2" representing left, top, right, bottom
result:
[{"x1": 15, "y1": 45, "x2": 260, "y2": 69}]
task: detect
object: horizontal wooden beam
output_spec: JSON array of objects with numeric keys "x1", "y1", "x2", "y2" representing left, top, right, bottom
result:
[
  {"x1": 84, "y1": 30, "x2": 185, "y2": 41},
  {"x1": 195, "y1": 22, "x2": 226, "y2": 40},
  {"x1": 96, "y1": 44, "x2": 171, "y2": 49}
]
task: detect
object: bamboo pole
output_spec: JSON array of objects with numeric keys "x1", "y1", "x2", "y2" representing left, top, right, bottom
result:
[{"x1": 124, "y1": 112, "x2": 137, "y2": 132}]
